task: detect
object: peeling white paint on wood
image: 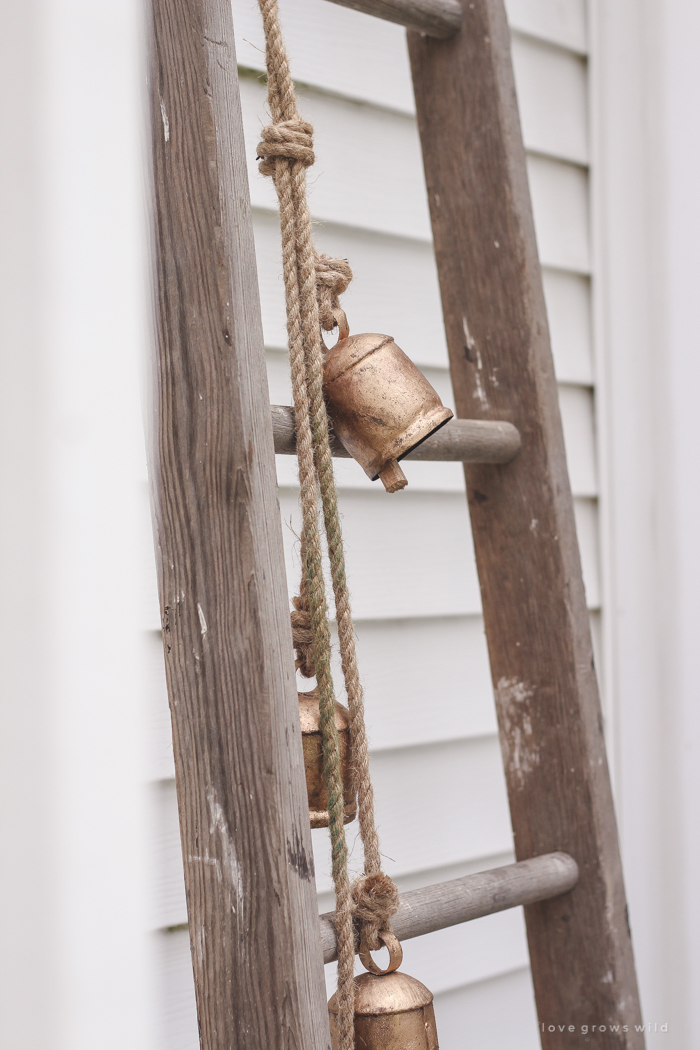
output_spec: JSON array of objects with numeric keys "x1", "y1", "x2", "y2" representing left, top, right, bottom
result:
[
  {"x1": 495, "y1": 678, "x2": 541, "y2": 788},
  {"x1": 206, "y1": 788, "x2": 243, "y2": 916}
]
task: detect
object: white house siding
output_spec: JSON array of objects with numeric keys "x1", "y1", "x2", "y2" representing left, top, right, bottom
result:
[
  {"x1": 591, "y1": 3, "x2": 700, "y2": 1044},
  {"x1": 0, "y1": 2, "x2": 155, "y2": 1047},
  {"x1": 149, "y1": 2, "x2": 598, "y2": 1047}
]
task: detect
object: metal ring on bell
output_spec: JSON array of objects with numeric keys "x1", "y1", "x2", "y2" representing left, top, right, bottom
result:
[{"x1": 359, "y1": 929, "x2": 403, "y2": 975}]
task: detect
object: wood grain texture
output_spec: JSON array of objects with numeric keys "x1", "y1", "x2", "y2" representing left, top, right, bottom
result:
[
  {"x1": 323, "y1": 0, "x2": 462, "y2": 37},
  {"x1": 148, "y1": 2, "x2": 329, "y2": 1047},
  {"x1": 408, "y1": 2, "x2": 644, "y2": 1046},
  {"x1": 320, "y1": 852, "x2": 578, "y2": 962},
  {"x1": 272, "y1": 404, "x2": 520, "y2": 462}
]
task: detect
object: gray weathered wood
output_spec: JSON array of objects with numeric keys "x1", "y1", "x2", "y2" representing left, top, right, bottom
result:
[
  {"x1": 322, "y1": 0, "x2": 462, "y2": 38},
  {"x1": 148, "y1": 2, "x2": 329, "y2": 1047},
  {"x1": 271, "y1": 404, "x2": 520, "y2": 462},
  {"x1": 320, "y1": 852, "x2": 578, "y2": 963},
  {"x1": 409, "y1": 3, "x2": 644, "y2": 1046}
]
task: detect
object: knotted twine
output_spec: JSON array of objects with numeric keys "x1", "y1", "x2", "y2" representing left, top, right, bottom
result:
[{"x1": 255, "y1": 3, "x2": 399, "y2": 1047}]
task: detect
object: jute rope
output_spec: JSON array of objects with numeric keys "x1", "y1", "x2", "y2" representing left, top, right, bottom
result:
[{"x1": 255, "y1": 3, "x2": 399, "y2": 1046}]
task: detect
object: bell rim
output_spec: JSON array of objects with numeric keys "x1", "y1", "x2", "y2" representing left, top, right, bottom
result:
[
  {"x1": 396, "y1": 409, "x2": 452, "y2": 462},
  {"x1": 368, "y1": 405, "x2": 454, "y2": 480}
]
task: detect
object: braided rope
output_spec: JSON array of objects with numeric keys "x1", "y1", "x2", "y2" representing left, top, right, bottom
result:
[{"x1": 256, "y1": 3, "x2": 399, "y2": 1045}]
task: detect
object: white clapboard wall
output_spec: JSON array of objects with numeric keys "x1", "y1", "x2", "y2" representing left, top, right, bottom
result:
[{"x1": 147, "y1": 2, "x2": 595, "y2": 1047}]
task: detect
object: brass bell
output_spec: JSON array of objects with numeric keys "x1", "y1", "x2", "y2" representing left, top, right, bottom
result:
[
  {"x1": 323, "y1": 332, "x2": 453, "y2": 493},
  {"x1": 329, "y1": 930, "x2": 439, "y2": 1050},
  {"x1": 328, "y1": 972, "x2": 439, "y2": 1050},
  {"x1": 299, "y1": 689, "x2": 356, "y2": 828}
]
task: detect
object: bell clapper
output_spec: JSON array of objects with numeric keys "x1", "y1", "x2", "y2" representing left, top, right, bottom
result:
[{"x1": 378, "y1": 459, "x2": 408, "y2": 493}]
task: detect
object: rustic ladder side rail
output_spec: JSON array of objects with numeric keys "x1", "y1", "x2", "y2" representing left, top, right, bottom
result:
[
  {"x1": 323, "y1": 0, "x2": 645, "y2": 1046},
  {"x1": 406, "y1": 2, "x2": 644, "y2": 1046},
  {"x1": 148, "y1": 3, "x2": 329, "y2": 1048}
]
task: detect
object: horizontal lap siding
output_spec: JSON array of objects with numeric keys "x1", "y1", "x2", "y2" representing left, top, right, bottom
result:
[
  {"x1": 152, "y1": 734, "x2": 513, "y2": 930},
  {"x1": 434, "y1": 968, "x2": 541, "y2": 1049},
  {"x1": 151, "y1": 2, "x2": 595, "y2": 1046},
  {"x1": 156, "y1": 925, "x2": 539, "y2": 1050}
]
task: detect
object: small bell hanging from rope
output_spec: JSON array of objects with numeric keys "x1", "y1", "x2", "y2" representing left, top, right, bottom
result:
[
  {"x1": 322, "y1": 326, "x2": 453, "y2": 494},
  {"x1": 299, "y1": 689, "x2": 357, "y2": 828},
  {"x1": 328, "y1": 930, "x2": 440, "y2": 1050}
]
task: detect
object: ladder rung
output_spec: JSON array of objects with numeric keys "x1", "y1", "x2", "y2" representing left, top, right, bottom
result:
[
  {"x1": 271, "y1": 405, "x2": 521, "y2": 464},
  {"x1": 322, "y1": 0, "x2": 462, "y2": 39},
  {"x1": 319, "y1": 852, "x2": 578, "y2": 963}
]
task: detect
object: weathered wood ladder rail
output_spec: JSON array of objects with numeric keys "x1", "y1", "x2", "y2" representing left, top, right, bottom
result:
[{"x1": 148, "y1": 0, "x2": 645, "y2": 1048}]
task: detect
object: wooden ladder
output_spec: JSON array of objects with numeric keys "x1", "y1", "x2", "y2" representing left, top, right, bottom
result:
[{"x1": 148, "y1": 1, "x2": 645, "y2": 1047}]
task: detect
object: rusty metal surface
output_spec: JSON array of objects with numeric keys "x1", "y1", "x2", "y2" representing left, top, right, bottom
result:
[
  {"x1": 299, "y1": 689, "x2": 356, "y2": 828},
  {"x1": 322, "y1": 333, "x2": 453, "y2": 491},
  {"x1": 329, "y1": 972, "x2": 439, "y2": 1049},
  {"x1": 359, "y1": 930, "x2": 403, "y2": 975}
]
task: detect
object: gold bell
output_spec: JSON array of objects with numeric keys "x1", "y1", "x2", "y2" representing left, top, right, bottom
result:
[
  {"x1": 329, "y1": 930, "x2": 439, "y2": 1049},
  {"x1": 329, "y1": 967, "x2": 439, "y2": 1049},
  {"x1": 323, "y1": 332, "x2": 453, "y2": 493},
  {"x1": 299, "y1": 689, "x2": 356, "y2": 828}
]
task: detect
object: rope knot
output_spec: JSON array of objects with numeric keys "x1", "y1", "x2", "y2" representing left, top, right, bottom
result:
[
  {"x1": 315, "y1": 252, "x2": 353, "y2": 334},
  {"x1": 257, "y1": 119, "x2": 314, "y2": 176},
  {"x1": 291, "y1": 593, "x2": 315, "y2": 678},
  {"x1": 351, "y1": 873, "x2": 400, "y2": 951}
]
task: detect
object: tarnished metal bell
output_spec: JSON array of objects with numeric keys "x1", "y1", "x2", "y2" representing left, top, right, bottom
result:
[
  {"x1": 323, "y1": 332, "x2": 453, "y2": 493},
  {"x1": 299, "y1": 689, "x2": 356, "y2": 828},
  {"x1": 328, "y1": 971, "x2": 440, "y2": 1050}
]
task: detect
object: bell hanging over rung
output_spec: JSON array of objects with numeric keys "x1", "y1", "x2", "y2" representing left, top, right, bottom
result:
[
  {"x1": 299, "y1": 689, "x2": 356, "y2": 828},
  {"x1": 323, "y1": 332, "x2": 453, "y2": 493}
]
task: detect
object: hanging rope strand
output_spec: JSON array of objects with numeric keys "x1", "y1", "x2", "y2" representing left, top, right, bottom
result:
[
  {"x1": 256, "y1": 3, "x2": 355, "y2": 1045},
  {"x1": 256, "y1": 2, "x2": 400, "y2": 1044}
]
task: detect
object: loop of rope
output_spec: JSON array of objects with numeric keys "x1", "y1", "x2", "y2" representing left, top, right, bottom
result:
[
  {"x1": 315, "y1": 250, "x2": 353, "y2": 334},
  {"x1": 256, "y1": 117, "x2": 315, "y2": 175},
  {"x1": 352, "y1": 873, "x2": 401, "y2": 952},
  {"x1": 256, "y1": 3, "x2": 400, "y2": 1046},
  {"x1": 257, "y1": 123, "x2": 352, "y2": 335}
]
